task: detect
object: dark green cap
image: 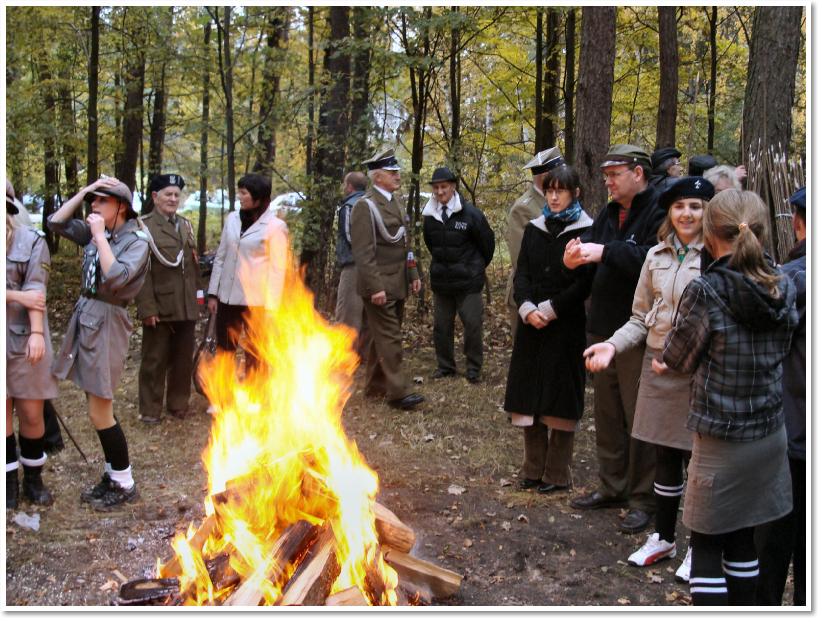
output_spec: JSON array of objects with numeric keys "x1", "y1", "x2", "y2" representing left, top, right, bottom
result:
[{"x1": 600, "y1": 144, "x2": 651, "y2": 169}]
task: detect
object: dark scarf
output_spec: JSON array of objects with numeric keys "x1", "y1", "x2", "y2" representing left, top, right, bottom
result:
[
  {"x1": 239, "y1": 206, "x2": 265, "y2": 233},
  {"x1": 542, "y1": 199, "x2": 582, "y2": 223}
]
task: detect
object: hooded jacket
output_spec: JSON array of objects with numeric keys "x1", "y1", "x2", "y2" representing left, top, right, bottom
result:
[{"x1": 662, "y1": 255, "x2": 798, "y2": 442}]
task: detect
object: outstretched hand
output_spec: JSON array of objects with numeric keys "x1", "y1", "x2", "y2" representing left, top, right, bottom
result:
[{"x1": 583, "y1": 342, "x2": 616, "y2": 373}]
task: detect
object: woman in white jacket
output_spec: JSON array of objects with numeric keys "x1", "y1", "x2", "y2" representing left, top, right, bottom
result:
[{"x1": 207, "y1": 174, "x2": 288, "y2": 372}]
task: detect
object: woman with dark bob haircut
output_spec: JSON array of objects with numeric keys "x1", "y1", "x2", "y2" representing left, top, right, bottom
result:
[{"x1": 504, "y1": 153, "x2": 595, "y2": 496}]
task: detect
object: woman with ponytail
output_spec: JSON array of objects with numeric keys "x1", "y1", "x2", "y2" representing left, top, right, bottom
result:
[{"x1": 659, "y1": 189, "x2": 798, "y2": 606}]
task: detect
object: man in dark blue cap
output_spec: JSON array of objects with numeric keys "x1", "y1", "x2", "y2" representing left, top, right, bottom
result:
[
  {"x1": 755, "y1": 186, "x2": 806, "y2": 606},
  {"x1": 649, "y1": 146, "x2": 682, "y2": 192},
  {"x1": 422, "y1": 166, "x2": 495, "y2": 383},
  {"x1": 135, "y1": 174, "x2": 199, "y2": 424}
]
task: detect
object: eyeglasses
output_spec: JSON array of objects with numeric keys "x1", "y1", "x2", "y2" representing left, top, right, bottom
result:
[{"x1": 602, "y1": 168, "x2": 634, "y2": 182}]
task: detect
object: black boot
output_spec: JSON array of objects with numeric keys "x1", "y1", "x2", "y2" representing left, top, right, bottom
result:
[
  {"x1": 6, "y1": 469, "x2": 19, "y2": 510},
  {"x1": 22, "y1": 466, "x2": 54, "y2": 506}
]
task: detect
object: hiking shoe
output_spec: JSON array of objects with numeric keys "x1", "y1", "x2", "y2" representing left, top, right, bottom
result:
[
  {"x1": 80, "y1": 472, "x2": 113, "y2": 504},
  {"x1": 139, "y1": 412, "x2": 163, "y2": 425},
  {"x1": 22, "y1": 469, "x2": 54, "y2": 506},
  {"x1": 89, "y1": 482, "x2": 139, "y2": 511},
  {"x1": 675, "y1": 546, "x2": 692, "y2": 583},
  {"x1": 627, "y1": 533, "x2": 677, "y2": 567}
]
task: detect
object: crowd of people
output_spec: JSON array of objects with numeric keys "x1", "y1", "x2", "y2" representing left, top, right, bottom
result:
[{"x1": 5, "y1": 137, "x2": 805, "y2": 605}]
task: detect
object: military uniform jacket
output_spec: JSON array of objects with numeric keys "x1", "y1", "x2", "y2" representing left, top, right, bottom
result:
[
  {"x1": 135, "y1": 211, "x2": 199, "y2": 322},
  {"x1": 504, "y1": 185, "x2": 545, "y2": 310},
  {"x1": 47, "y1": 216, "x2": 150, "y2": 399},
  {"x1": 6, "y1": 226, "x2": 59, "y2": 399},
  {"x1": 350, "y1": 188, "x2": 420, "y2": 300}
]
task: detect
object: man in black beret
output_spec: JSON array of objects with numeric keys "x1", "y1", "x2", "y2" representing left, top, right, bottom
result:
[
  {"x1": 422, "y1": 166, "x2": 495, "y2": 383},
  {"x1": 135, "y1": 174, "x2": 199, "y2": 424}
]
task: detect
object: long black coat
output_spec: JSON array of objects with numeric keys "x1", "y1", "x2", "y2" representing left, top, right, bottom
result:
[{"x1": 504, "y1": 213, "x2": 594, "y2": 420}]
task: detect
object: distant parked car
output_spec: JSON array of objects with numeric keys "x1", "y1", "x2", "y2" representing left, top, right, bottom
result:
[{"x1": 271, "y1": 191, "x2": 305, "y2": 216}]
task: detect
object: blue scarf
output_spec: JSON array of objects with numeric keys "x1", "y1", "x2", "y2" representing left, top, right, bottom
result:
[{"x1": 543, "y1": 200, "x2": 582, "y2": 223}]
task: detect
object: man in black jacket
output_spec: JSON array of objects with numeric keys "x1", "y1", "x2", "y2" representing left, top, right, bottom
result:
[
  {"x1": 422, "y1": 167, "x2": 495, "y2": 383},
  {"x1": 563, "y1": 144, "x2": 665, "y2": 534}
]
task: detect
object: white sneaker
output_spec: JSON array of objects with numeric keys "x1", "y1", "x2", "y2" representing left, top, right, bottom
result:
[
  {"x1": 675, "y1": 546, "x2": 692, "y2": 583},
  {"x1": 627, "y1": 533, "x2": 677, "y2": 567}
]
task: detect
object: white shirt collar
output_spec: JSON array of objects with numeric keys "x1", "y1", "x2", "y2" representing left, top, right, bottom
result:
[
  {"x1": 374, "y1": 185, "x2": 392, "y2": 201},
  {"x1": 421, "y1": 191, "x2": 462, "y2": 222}
]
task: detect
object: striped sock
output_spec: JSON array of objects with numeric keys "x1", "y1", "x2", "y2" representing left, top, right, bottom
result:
[
  {"x1": 723, "y1": 557, "x2": 759, "y2": 605},
  {"x1": 690, "y1": 575, "x2": 728, "y2": 605},
  {"x1": 654, "y1": 481, "x2": 683, "y2": 542}
]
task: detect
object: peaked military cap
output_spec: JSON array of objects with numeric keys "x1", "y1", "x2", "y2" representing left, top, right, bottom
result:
[
  {"x1": 523, "y1": 146, "x2": 565, "y2": 175},
  {"x1": 789, "y1": 186, "x2": 805, "y2": 212},
  {"x1": 85, "y1": 178, "x2": 139, "y2": 220},
  {"x1": 149, "y1": 173, "x2": 186, "y2": 193},
  {"x1": 600, "y1": 144, "x2": 651, "y2": 169},
  {"x1": 687, "y1": 154, "x2": 718, "y2": 177},
  {"x1": 6, "y1": 180, "x2": 23, "y2": 215},
  {"x1": 363, "y1": 147, "x2": 401, "y2": 171},
  {"x1": 659, "y1": 176, "x2": 715, "y2": 212},
  {"x1": 429, "y1": 166, "x2": 458, "y2": 184},
  {"x1": 651, "y1": 147, "x2": 682, "y2": 171}
]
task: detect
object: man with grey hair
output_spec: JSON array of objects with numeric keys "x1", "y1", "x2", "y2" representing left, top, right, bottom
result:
[{"x1": 703, "y1": 164, "x2": 742, "y2": 192}]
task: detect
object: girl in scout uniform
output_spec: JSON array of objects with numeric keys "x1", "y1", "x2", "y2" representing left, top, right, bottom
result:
[
  {"x1": 6, "y1": 181, "x2": 59, "y2": 509},
  {"x1": 47, "y1": 176, "x2": 150, "y2": 511}
]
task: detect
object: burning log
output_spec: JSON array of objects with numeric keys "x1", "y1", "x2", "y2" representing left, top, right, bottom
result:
[
  {"x1": 373, "y1": 501, "x2": 415, "y2": 553},
  {"x1": 158, "y1": 514, "x2": 217, "y2": 578},
  {"x1": 223, "y1": 520, "x2": 320, "y2": 606},
  {"x1": 278, "y1": 524, "x2": 340, "y2": 605},
  {"x1": 325, "y1": 586, "x2": 368, "y2": 606},
  {"x1": 382, "y1": 548, "x2": 462, "y2": 600}
]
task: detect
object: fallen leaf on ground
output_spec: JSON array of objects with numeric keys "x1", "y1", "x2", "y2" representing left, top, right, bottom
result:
[
  {"x1": 463, "y1": 539, "x2": 473, "y2": 548},
  {"x1": 501, "y1": 521, "x2": 512, "y2": 532},
  {"x1": 423, "y1": 434, "x2": 435, "y2": 442},
  {"x1": 99, "y1": 580, "x2": 118, "y2": 592},
  {"x1": 516, "y1": 514, "x2": 529, "y2": 523},
  {"x1": 499, "y1": 478, "x2": 511, "y2": 487},
  {"x1": 447, "y1": 484, "x2": 466, "y2": 495},
  {"x1": 617, "y1": 597, "x2": 631, "y2": 605}
]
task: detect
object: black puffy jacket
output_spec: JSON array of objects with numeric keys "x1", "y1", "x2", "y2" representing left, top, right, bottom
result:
[{"x1": 422, "y1": 195, "x2": 495, "y2": 295}]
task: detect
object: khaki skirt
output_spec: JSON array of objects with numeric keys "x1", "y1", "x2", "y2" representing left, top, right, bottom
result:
[
  {"x1": 631, "y1": 347, "x2": 692, "y2": 451},
  {"x1": 683, "y1": 426, "x2": 792, "y2": 534}
]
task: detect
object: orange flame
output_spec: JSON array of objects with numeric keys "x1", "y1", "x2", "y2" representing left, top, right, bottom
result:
[{"x1": 169, "y1": 229, "x2": 397, "y2": 605}]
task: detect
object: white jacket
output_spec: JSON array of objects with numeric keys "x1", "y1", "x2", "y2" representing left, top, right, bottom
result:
[{"x1": 207, "y1": 209, "x2": 289, "y2": 308}]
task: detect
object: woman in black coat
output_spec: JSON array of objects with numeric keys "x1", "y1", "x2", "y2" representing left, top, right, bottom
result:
[{"x1": 504, "y1": 161, "x2": 594, "y2": 494}]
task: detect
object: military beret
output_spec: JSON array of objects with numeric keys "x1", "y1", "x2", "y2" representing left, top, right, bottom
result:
[
  {"x1": 600, "y1": 144, "x2": 651, "y2": 169},
  {"x1": 429, "y1": 166, "x2": 458, "y2": 184},
  {"x1": 149, "y1": 173, "x2": 186, "y2": 192},
  {"x1": 687, "y1": 154, "x2": 718, "y2": 177},
  {"x1": 659, "y1": 176, "x2": 715, "y2": 212},
  {"x1": 523, "y1": 146, "x2": 565, "y2": 175},
  {"x1": 651, "y1": 147, "x2": 682, "y2": 171},
  {"x1": 362, "y1": 147, "x2": 401, "y2": 171},
  {"x1": 789, "y1": 187, "x2": 805, "y2": 212}
]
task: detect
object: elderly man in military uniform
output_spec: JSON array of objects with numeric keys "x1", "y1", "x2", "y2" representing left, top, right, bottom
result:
[
  {"x1": 349, "y1": 147, "x2": 425, "y2": 410},
  {"x1": 135, "y1": 174, "x2": 199, "y2": 424},
  {"x1": 504, "y1": 147, "x2": 564, "y2": 336}
]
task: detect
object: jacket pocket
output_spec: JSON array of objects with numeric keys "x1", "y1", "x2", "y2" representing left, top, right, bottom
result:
[
  {"x1": 7, "y1": 324, "x2": 30, "y2": 356},
  {"x1": 154, "y1": 281, "x2": 177, "y2": 316},
  {"x1": 78, "y1": 311, "x2": 103, "y2": 350}
]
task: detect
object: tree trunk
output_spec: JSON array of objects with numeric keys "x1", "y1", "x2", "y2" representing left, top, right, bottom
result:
[
  {"x1": 216, "y1": 7, "x2": 236, "y2": 211},
  {"x1": 58, "y1": 64, "x2": 79, "y2": 200},
  {"x1": 541, "y1": 8, "x2": 561, "y2": 149},
  {"x1": 38, "y1": 59, "x2": 60, "y2": 252},
  {"x1": 655, "y1": 7, "x2": 679, "y2": 150},
  {"x1": 117, "y1": 11, "x2": 146, "y2": 193},
  {"x1": 198, "y1": 19, "x2": 212, "y2": 256},
  {"x1": 448, "y1": 6, "x2": 461, "y2": 170},
  {"x1": 573, "y1": 7, "x2": 616, "y2": 213},
  {"x1": 86, "y1": 6, "x2": 100, "y2": 187},
  {"x1": 706, "y1": 7, "x2": 717, "y2": 152},
  {"x1": 147, "y1": 67, "x2": 167, "y2": 183},
  {"x1": 305, "y1": 6, "x2": 315, "y2": 177},
  {"x1": 534, "y1": 8, "x2": 543, "y2": 150},
  {"x1": 741, "y1": 6, "x2": 803, "y2": 159},
  {"x1": 254, "y1": 7, "x2": 291, "y2": 176},
  {"x1": 563, "y1": 8, "x2": 576, "y2": 163},
  {"x1": 349, "y1": 6, "x2": 373, "y2": 167},
  {"x1": 301, "y1": 6, "x2": 351, "y2": 304}
]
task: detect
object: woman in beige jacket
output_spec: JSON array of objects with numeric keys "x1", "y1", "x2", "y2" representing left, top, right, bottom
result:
[{"x1": 585, "y1": 177, "x2": 715, "y2": 579}]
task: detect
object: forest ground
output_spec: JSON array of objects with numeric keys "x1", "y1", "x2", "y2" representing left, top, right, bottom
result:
[{"x1": 4, "y1": 245, "x2": 795, "y2": 608}]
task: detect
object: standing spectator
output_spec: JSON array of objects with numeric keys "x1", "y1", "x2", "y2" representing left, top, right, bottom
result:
[
  {"x1": 504, "y1": 159, "x2": 593, "y2": 494},
  {"x1": 334, "y1": 171, "x2": 371, "y2": 358},
  {"x1": 755, "y1": 186, "x2": 806, "y2": 606},
  {"x1": 504, "y1": 148, "x2": 563, "y2": 337},
  {"x1": 687, "y1": 154, "x2": 717, "y2": 177},
  {"x1": 703, "y1": 165, "x2": 742, "y2": 192},
  {"x1": 648, "y1": 147, "x2": 683, "y2": 192},
  {"x1": 47, "y1": 177, "x2": 149, "y2": 510},
  {"x1": 350, "y1": 147, "x2": 424, "y2": 410},
  {"x1": 207, "y1": 173, "x2": 288, "y2": 373},
  {"x1": 584, "y1": 176, "x2": 715, "y2": 580},
  {"x1": 661, "y1": 189, "x2": 797, "y2": 606},
  {"x1": 6, "y1": 180, "x2": 59, "y2": 508},
  {"x1": 422, "y1": 166, "x2": 495, "y2": 383},
  {"x1": 564, "y1": 144, "x2": 665, "y2": 534},
  {"x1": 135, "y1": 174, "x2": 199, "y2": 424}
]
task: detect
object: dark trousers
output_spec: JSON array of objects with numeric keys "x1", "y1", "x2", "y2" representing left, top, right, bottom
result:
[
  {"x1": 755, "y1": 456, "x2": 805, "y2": 606},
  {"x1": 522, "y1": 421, "x2": 575, "y2": 486},
  {"x1": 215, "y1": 301, "x2": 260, "y2": 373},
  {"x1": 362, "y1": 298, "x2": 410, "y2": 401},
  {"x1": 433, "y1": 290, "x2": 483, "y2": 375},
  {"x1": 139, "y1": 320, "x2": 196, "y2": 417},
  {"x1": 589, "y1": 335, "x2": 655, "y2": 512}
]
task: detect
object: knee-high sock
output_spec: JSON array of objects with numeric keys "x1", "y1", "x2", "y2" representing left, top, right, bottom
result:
[
  {"x1": 723, "y1": 527, "x2": 758, "y2": 606},
  {"x1": 690, "y1": 531, "x2": 728, "y2": 605}
]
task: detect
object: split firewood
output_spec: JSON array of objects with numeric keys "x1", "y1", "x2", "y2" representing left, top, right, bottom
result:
[
  {"x1": 223, "y1": 520, "x2": 319, "y2": 606},
  {"x1": 325, "y1": 586, "x2": 368, "y2": 606},
  {"x1": 158, "y1": 513, "x2": 218, "y2": 578},
  {"x1": 117, "y1": 578, "x2": 180, "y2": 606},
  {"x1": 278, "y1": 524, "x2": 340, "y2": 606},
  {"x1": 373, "y1": 502, "x2": 415, "y2": 553},
  {"x1": 397, "y1": 579, "x2": 432, "y2": 606},
  {"x1": 382, "y1": 547, "x2": 461, "y2": 600}
]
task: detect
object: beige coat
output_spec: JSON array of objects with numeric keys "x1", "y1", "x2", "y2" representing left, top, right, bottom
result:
[
  {"x1": 207, "y1": 209, "x2": 289, "y2": 308},
  {"x1": 607, "y1": 235, "x2": 703, "y2": 353},
  {"x1": 6, "y1": 226, "x2": 59, "y2": 399},
  {"x1": 48, "y1": 217, "x2": 150, "y2": 399},
  {"x1": 504, "y1": 185, "x2": 545, "y2": 310},
  {"x1": 349, "y1": 188, "x2": 419, "y2": 300}
]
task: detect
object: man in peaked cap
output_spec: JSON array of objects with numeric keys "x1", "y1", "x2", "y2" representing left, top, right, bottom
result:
[
  {"x1": 135, "y1": 173, "x2": 199, "y2": 424},
  {"x1": 349, "y1": 147, "x2": 425, "y2": 410},
  {"x1": 503, "y1": 146, "x2": 565, "y2": 336},
  {"x1": 421, "y1": 166, "x2": 495, "y2": 383},
  {"x1": 649, "y1": 146, "x2": 683, "y2": 192},
  {"x1": 687, "y1": 154, "x2": 717, "y2": 177},
  {"x1": 563, "y1": 143, "x2": 665, "y2": 534}
]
